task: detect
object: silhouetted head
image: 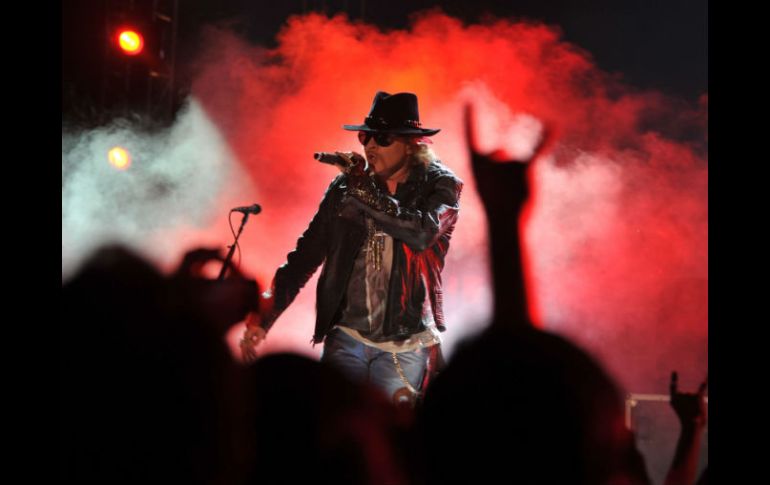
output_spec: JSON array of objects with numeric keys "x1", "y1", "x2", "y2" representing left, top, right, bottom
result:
[
  {"x1": 61, "y1": 245, "x2": 253, "y2": 484},
  {"x1": 247, "y1": 353, "x2": 412, "y2": 485},
  {"x1": 418, "y1": 325, "x2": 646, "y2": 484}
]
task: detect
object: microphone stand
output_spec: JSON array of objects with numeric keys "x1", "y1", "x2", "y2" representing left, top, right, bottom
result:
[{"x1": 218, "y1": 212, "x2": 250, "y2": 281}]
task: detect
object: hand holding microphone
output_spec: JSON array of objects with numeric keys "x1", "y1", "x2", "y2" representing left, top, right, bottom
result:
[
  {"x1": 314, "y1": 151, "x2": 369, "y2": 176},
  {"x1": 314, "y1": 151, "x2": 378, "y2": 212}
]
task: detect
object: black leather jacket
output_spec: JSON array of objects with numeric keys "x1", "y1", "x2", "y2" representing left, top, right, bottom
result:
[{"x1": 260, "y1": 160, "x2": 463, "y2": 344}]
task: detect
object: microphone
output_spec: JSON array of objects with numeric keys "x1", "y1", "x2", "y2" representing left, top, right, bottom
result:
[
  {"x1": 314, "y1": 152, "x2": 348, "y2": 166},
  {"x1": 314, "y1": 152, "x2": 369, "y2": 173},
  {"x1": 231, "y1": 204, "x2": 262, "y2": 214}
]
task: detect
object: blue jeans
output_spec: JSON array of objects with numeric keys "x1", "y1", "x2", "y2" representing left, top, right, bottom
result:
[{"x1": 321, "y1": 327, "x2": 433, "y2": 403}]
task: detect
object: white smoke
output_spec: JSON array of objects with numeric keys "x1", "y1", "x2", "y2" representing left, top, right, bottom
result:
[{"x1": 62, "y1": 98, "x2": 254, "y2": 281}]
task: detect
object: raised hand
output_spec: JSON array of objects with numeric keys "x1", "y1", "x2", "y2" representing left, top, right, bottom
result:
[{"x1": 670, "y1": 371, "x2": 708, "y2": 428}]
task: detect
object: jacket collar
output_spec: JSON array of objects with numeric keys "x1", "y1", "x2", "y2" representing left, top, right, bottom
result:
[{"x1": 405, "y1": 161, "x2": 428, "y2": 184}]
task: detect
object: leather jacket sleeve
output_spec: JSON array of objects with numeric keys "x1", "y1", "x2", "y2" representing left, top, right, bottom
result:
[
  {"x1": 347, "y1": 173, "x2": 463, "y2": 252},
  {"x1": 260, "y1": 175, "x2": 343, "y2": 332}
]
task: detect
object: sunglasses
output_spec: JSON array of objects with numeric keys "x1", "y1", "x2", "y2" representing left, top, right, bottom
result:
[{"x1": 358, "y1": 131, "x2": 397, "y2": 147}]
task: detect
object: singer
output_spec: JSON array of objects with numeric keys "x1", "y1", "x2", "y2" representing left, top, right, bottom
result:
[{"x1": 240, "y1": 91, "x2": 463, "y2": 405}]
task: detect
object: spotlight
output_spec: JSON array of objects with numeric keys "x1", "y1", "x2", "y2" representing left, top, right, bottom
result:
[
  {"x1": 108, "y1": 147, "x2": 131, "y2": 170},
  {"x1": 117, "y1": 29, "x2": 144, "y2": 56}
]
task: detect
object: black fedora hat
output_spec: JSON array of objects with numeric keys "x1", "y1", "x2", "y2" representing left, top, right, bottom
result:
[{"x1": 343, "y1": 91, "x2": 440, "y2": 136}]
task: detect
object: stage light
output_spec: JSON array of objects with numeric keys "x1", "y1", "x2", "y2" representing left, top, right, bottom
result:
[
  {"x1": 108, "y1": 147, "x2": 131, "y2": 170},
  {"x1": 117, "y1": 29, "x2": 144, "y2": 56}
]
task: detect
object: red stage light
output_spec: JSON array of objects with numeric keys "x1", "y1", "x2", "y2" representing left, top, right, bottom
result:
[
  {"x1": 108, "y1": 147, "x2": 131, "y2": 170},
  {"x1": 117, "y1": 30, "x2": 144, "y2": 56}
]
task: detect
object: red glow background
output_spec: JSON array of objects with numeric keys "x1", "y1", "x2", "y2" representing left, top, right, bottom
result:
[{"x1": 190, "y1": 12, "x2": 707, "y2": 393}]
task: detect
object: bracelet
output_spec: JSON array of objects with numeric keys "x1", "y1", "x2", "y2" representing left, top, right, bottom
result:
[{"x1": 240, "y1": 331, "x2": 263, "y2": 346}]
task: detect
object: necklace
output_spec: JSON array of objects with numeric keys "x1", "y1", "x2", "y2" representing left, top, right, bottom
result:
[{"x1": 365, "y1": 217, "x2": 385, "y2": 271}]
